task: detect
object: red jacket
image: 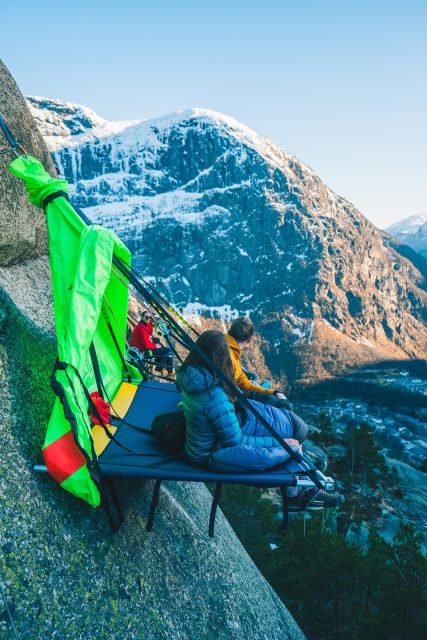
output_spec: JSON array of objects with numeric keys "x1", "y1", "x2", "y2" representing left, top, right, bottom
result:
[{"x1": 130, "y1": 322, "x2": 158, "y2": 351}]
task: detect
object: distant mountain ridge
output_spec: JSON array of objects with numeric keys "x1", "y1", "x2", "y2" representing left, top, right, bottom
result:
[
  {"x1": 387, "y1": 213, "x2": 427, "y2": 259},
  {"x1": 27, "y1": 96, "x2": 427, "y2": 384}
]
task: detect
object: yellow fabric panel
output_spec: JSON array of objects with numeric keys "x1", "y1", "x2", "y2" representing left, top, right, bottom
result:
[
  {"x1": 110, "y1": 381, "x2": 138, "y2": 419},
  {"x1": 92, "y1": 423, "x2": 117, "y2": 457},
  {"x1": 91, "y1": 382, "x2": 138, "y2": 457}
]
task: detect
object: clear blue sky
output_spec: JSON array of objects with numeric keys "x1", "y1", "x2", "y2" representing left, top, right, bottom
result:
[{"x1": 2, "y1": 0, "x2": 426, "y2": 228}]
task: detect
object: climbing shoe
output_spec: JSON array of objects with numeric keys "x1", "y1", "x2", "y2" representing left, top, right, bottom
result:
[{"x1": 306, "y1": 489, "x2": 344, "y2": 510}]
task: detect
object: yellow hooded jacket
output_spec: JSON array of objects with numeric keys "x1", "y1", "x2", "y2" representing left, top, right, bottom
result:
[{"x1": 225, "y1": 334, "x2": 274, "y2": 395}]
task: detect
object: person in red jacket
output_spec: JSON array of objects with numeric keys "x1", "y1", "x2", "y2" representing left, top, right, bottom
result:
[{"x1": 130, "y1": 312, "x2": 174, "y2": 374}]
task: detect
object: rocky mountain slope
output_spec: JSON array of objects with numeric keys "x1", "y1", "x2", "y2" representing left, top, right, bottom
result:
[
  {"x1": 0, "y1": 61, "x2": 305, "y2": 640},
  {"x1": 387, "y1": 213, "x2": 427, "y2": 259},
  {"x1": 28, "y1": 96, "x2": 427, "y2": 386}
]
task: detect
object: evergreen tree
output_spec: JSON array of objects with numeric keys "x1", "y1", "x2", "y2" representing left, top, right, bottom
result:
[
  {"x1": 318, "y1": 412, "x2": 333, "y2": 432},
  {"x1": 361, "y1": 528, "x2": 394, "y2": 640},
  {"x1": 345, "y1": 420, "x2": 386, "y2": 483},
  {"x1": 388, "y1": 524, "x2": 427, "y2": 640}
]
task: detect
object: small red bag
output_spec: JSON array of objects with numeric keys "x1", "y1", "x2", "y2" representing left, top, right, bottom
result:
[{"x1": 89, "y1": 391, "x2": 111, "y2": 426}]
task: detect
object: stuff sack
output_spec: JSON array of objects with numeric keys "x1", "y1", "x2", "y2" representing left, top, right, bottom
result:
[
  {"x1": 89, "y1": 391, "x2": 111, "y2": 425},
  {"x1": 151, "y1": 409, "x2": 186, "y2": 451}
]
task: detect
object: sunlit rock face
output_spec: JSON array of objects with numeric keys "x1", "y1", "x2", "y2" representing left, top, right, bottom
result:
[{"x1": 29, "y1": 97, "x2": 427, "y2": 385}]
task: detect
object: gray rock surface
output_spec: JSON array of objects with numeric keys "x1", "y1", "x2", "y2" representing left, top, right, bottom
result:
[
  {"x1": 0, "y1": 60, "x2": 55, "y2": 266},
  {"x1": 0, "y1": 62, "x2": 305, "y2": 640}
]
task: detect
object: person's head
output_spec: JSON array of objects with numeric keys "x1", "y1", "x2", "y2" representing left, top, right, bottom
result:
[
  {"x1": 181, "y1": 330, "x2": 236, "y2": 399},
  {"x1": 228, "y1": 317, "x2": 254, "y2": 351},
  {"x1": 140, "y1": 311, "x2": 153, "y2": 325}
]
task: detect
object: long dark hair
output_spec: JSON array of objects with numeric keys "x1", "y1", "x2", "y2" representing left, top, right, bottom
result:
[{"x1": 181, "y1": 330, "x2": 236, "y2": 401}]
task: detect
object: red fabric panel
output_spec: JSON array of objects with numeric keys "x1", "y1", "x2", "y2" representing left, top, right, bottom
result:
[{"x1": 43, "y1": 430, "x2": 86, "y2": 484}]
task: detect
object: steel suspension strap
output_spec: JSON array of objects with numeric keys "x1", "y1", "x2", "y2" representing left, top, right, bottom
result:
[
  {"x1": 112, "y1": 262, "x2": 199, "y2": 339},
  {"x1": 111, "y1": 265, "x2": 189, "y2": 370}
]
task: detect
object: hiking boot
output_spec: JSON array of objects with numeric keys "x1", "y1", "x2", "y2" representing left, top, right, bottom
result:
[
  {"x1": 287, "y1": 487, "x2": 320, "y2": 512},
  {"x1": 287, "y1": 488, "x2": 344, "y2": 512},
  {"x1": 306, "y1": 489, "x2": 344, "y2": 510}
]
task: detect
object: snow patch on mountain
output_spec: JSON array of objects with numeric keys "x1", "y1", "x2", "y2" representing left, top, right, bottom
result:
[
  {"x1": 181, "y1": 302, "x2": 240, "y2": 321},
  {"x1": 387, "y1": 213, "x2": 427, "y2": 237},
  {"x1": 387, "y1": 213, "x2": 427, "y2": 258},
  {"x1": 28, "y1": 97, "x2": 318, "y2": 190},
  {"x1": 85, "y1": 190, "x2": 230, "y2": 228},
  {"x1": 27, "y1": 96, "x2": 139, "y2": 151}
]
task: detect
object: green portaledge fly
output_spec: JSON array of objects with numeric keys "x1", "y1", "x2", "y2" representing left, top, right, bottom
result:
[{"x1": 9, "y1": 154, "x2": 137, "y2": 507}]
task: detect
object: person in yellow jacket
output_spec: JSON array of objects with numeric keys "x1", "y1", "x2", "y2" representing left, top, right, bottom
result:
[
  {"x1": 225, "y1": 316, "x2": 309, "y2": 440},
  {"x1": 225, "y1": 317, "x2": 288, "y2": 400},
  {"x1": 225, "y1": 318, "x2": 343, "y2": 508}
]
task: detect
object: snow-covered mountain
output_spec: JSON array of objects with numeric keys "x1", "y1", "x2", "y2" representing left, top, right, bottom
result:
[
  {"x1": 387, "y1": 214, "x2": 427, "y2": 259},
  {"x1": 27, "y1": 96, "x2": 427, "y2": 385}
]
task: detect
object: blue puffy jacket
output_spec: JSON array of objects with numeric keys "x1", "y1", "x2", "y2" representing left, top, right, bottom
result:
[{"x1": 176, "y1": 365, "x2": 295, "y2": 472}]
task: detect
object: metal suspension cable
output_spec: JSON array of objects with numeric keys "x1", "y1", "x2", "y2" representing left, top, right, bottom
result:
[
  {"x1": 164, "y1": 333, "x2": 183, "y2": 364},
  {"x1": 110, "y1": 267, "x2": 188, "y2": 365}
]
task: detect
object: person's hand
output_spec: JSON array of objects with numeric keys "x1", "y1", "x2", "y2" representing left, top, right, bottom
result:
[
  {"x1": 274, "y1": 391, "x2": 287, "y2": 400},
  {"x1": 284, "y1": 438, "x2": 300, "y2": 447}
]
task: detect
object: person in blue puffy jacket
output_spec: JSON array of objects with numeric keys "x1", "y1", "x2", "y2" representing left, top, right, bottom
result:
[{"x1": 176, "y1": 329, "x2": 301, "y2": 472}]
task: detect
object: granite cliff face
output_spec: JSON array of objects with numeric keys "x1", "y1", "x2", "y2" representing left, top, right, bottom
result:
[
  {"x1": 28, "y1": 96, "x2": 427, "y2": 385},
  {"x1": 0, "y1": 63, "x2": 305, "y2": 640},
  {"x1": 0, "y1": 71, "x2": 56, "y2": 266}
]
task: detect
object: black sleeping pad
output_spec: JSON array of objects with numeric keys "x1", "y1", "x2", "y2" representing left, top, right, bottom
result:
[{"x1": 98, "y1": 380, "x2": 313, "y2": 486}]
